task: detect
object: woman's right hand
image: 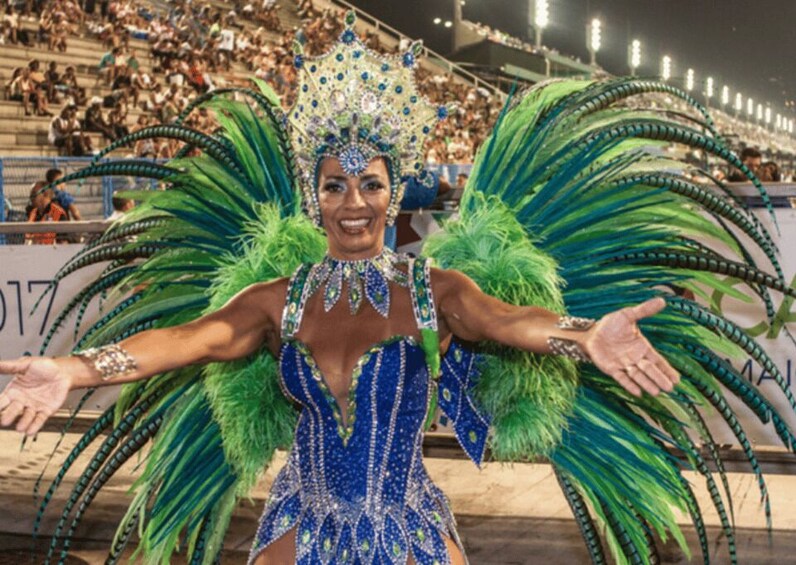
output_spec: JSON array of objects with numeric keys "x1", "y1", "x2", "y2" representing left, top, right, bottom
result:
[{"x1": 0, "y1": 357, "x2": 73, "y2": 437}]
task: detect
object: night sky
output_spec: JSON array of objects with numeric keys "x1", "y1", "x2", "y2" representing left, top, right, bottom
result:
[{"x1": 349, "y1": 0, "x2": 796, "y2": 122}]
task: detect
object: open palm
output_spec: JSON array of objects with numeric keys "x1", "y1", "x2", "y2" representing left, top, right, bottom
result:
[
  {"x1": 0, "y1": 357, "x2": 71, "y2": 436},
  {"x1": 585, "y1": 297, "x2": 680, "y2": 397}
]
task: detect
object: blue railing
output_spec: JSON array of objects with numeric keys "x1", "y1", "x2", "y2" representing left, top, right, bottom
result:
[{"x1": 0, "y1": 157, "x2": 160, "y2": 223}]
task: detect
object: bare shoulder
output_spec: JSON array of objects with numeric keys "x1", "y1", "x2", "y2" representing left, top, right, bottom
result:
[
  {"x1": 429, "y1": 267, "x2": 479, "y2": 299},
  {"x1": 223, "y1": 277, "x2": 290, "y2": 326}
]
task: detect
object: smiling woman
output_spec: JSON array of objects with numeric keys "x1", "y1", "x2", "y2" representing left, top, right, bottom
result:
[
  {"x1": 318, "y1": 157, "x2": 392, "y2": 259},
  {"x1": 0, "y1": 9, "x2": 792, "y2": 565}
]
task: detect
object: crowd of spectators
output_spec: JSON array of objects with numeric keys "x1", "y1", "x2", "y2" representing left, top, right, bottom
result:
[
  {"x1": 1, "y1": 0, "x2": 793, "y2": 170},
  {"x1": 2, "y1": 0, "x2": 505, "y2": 162}
]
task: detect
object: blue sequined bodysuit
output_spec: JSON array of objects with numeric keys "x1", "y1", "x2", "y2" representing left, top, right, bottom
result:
[{"x1": 249, "y1": 258, "x2": 491, "y2": 564}]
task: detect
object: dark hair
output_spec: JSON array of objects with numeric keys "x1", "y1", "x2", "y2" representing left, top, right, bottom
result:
[
  {"x1": 46, "y1": 168, "x2": 64, "y2": 183},
  {"x1": 112, "y1": 197, "x2": 133, "y2": 211},
  {"x1": 763, "y1": 161, "x2": 781, "y2": 182},
  {"x1": 740, "y1": 147, "x2": 762, "y2": 160}
]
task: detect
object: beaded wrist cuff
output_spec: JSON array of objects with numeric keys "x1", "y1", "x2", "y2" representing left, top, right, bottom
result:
[
  {"x1": 75, "y1": 344, "x2": 138, "y2": 381},
  {"x1": 548, "y1": 315, "x2": 596, "y2": 362},
  {"x1": 547, "y1": 337, "x2": 591, "y2": 363},
  {"x1": 556, "y1": 315, "x2": 596, "y2": 331}
]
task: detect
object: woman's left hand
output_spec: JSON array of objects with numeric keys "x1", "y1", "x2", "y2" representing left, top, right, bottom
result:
[{"x1": 583, "y1": 297, "x2": 680, "y2": 397}]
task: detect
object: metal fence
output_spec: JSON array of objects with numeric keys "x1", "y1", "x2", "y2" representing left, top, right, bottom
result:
[{"x1": 0, "y1": 156, "x2": 160, "y2": 224}]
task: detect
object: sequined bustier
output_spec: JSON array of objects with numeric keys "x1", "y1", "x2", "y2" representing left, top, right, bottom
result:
[{"x1": 249, "y1": 257, "x2": 491, "y2": 564}]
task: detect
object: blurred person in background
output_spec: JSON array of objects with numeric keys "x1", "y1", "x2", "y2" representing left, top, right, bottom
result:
[
  {"x1": 758, "y1": 161, "x2": 781, "y2": 182},
  {"x1": 25, "y1": 181, "x2": 67, "y2": 245},
  {"x1": 45, "y1": 168, "x2": 82, "y2": 221},
  {"x1": 84, "y1": 96, "x2": 117, "y2": 142},
  {"x1": 727, "y1": 146, "x2": 762, "y2": 181}
]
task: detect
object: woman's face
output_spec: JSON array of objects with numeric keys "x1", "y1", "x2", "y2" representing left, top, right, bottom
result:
[{"x1": 317, "y1": 156, "x2": 391, "y2": 260}]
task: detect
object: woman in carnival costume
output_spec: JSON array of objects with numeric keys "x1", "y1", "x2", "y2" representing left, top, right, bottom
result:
[{"x1": 0, "y1": 12, "x2": 794, "y2": 565}]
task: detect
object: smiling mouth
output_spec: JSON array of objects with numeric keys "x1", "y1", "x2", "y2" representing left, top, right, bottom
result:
[{"x1": 339, "y1": 218, "x2": 371, "y2": 234}]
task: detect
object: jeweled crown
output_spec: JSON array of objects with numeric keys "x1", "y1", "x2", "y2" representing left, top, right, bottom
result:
[{"x1": 288, "y1": 11, "x2": 450, "y2": 225}]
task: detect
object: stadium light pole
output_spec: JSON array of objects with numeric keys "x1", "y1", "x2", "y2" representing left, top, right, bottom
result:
[
  {"x1": 685, "y1": 68, "x2": 694, "y2": 92},
  {"x1": 747, "y1": 97, "x2": 754, "y2": 122},
  {"x1": 734, "y1": 92, "x2": 742, "y2": 118},
  {"x1": 756, "y1": 103, "x2": 763, "y2": 124},
  {"x1": 764, "y1": 106, "x2": 771, "y2": 130},
  {"x1": 660, "y1": 56, "x2": 671, "y2": 81},
  {"x1": 776, "y1": 113, "x2": 782, "y2": 131},
  {"x1": 705, "y1": 77, "x2": 714, "y2": 108},
  {"x1": 721, "y1": 85, "x2": 729, "y2": 108},
  {"x1": 628, "y1": 39, "x2": 641, "y2": 76},
  {"x1": 532, "y1": 0, "x2": 549, "y2": 49},
  {"x1": 587, "y1": 18, "x2": 601, "y2": 66}
]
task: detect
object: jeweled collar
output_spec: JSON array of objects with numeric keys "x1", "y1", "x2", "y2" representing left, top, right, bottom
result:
[{"x1": 306, "y1": 248, "x2": 410, "y2": 317}]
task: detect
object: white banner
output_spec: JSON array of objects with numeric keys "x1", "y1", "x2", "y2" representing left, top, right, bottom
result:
[
  {"x1": 0, "y1": 244, "x2": 123, "y2": 409},
  {"x1": 700, "y1": 208, "x2": 796, "y2": 445}
]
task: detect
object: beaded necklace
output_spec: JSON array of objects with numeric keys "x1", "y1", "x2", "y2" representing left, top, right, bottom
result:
[{"x1": 306, "y1": 248, "x2": 410, "y2": 317}]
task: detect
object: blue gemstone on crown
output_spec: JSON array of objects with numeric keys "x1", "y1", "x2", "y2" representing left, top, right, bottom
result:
[
  {"x1": 294, "y1": 55, "x2": 304, "y2": 69},
  {"x1": 381, "y1": 63, "x2": 390, "y2": 71},
  {"x1": 402, "y1": 53, "x2": 415, "y2": 67},
  {"x1": 395, "y1": 85, "x2": 403, "y2": 93},
  {"x1": 437, "y1": 106, "x2": 449, "y2": 119},
  {"x1": 341, "y1": 29, "x2": 356, "y2": 44},
  {"x1": 338, "y1": 145, "x2": 369, "y2": 176}
]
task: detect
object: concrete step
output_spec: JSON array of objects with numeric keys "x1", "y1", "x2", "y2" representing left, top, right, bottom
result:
[
  {"x1": 0, "y1": 43, "x2": 155, "y2": 74},
  {"x1": 0, "y1": 101, "x2": 148, "y2": 121},
  {"x1": 0, "y1": 130, "x2": 105, "y2": 146}
]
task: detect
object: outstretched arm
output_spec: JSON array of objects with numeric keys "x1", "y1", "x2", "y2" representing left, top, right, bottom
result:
[
  {"x1": 0, "y1": 279, "x2": 287, "y2": 436},
  {"x1": 433, "y1": 268, "x2": 679, "y2": 397}
]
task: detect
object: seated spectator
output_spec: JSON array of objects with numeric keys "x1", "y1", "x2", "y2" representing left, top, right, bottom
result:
[
  {"x1": 110, "y1": 65, "x2": 134, "y2": 108},
  {"x1": 9, "y1": 67, "x2": 48, "y2": 116},
  {"x1": 133, "y1": 114, "x2": 156, "y2": 157},
  {"x1": 727, "y1": 147, "x2": 762, "y2": 181},
  {"x1": 145, "y1": 82, "x2": 166, "y2": 117},
  {"x1": 759, "y1": 161, "x2": 781, "y2": 182},
  {"x1": 98, "y1": 46, "x2": 121, "y2": 86},
  {"x1": 108, "y1": 100, "x2": 130, "y2": 140},
  {"x1": 2, "y1": 4, "x2": 19, "y2": 44},
  {"x1": 61, "y1": 65, "x2": 86, "y2": 106},
  {"x1": 26, "y1": 182, "x2": 67, "y2": 245},
  {"x1": 43, "y1": 61, "x2": 63, "y2": 103},
  {"x1": 49, "y1": 12, "x2": 70, "y2": 52},
  {"x1": 49, "y1": 104, "x2": 93, "y2": 156},
  {"x1": 27, "y1": 59, "x2": 53, "y2": 115},
  {"x1": 108, "y1": 196, "x2": 135, "y2": 221},
  {"x1": 84, "y1": 97, "x2": 116, "y2": 141},
  {"x1": 45, "y1": 168, "x2": 82, "y2": 220}
]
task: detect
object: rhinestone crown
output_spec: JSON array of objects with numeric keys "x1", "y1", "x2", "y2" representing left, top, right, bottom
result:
[{"x1": 288, "y1": 11, "x2": 450, "y2": 225}]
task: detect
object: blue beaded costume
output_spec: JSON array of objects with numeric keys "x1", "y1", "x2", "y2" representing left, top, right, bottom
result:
[{"x1": 250, "y1": 258, "x2": 489, "y2": 564}]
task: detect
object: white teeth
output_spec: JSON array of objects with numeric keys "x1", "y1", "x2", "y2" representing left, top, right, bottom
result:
[{"x1": 340, "y1": 219, "x2": 370, "y2": 228}]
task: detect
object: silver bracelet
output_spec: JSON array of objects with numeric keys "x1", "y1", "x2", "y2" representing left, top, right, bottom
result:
[
  {"x1": 547, "y1": 336, "x2": 591, "y2": 363},
  {"x1": 556, "y1": 315, "x2": 596, "y2": 331},
  {"x1": 548, "y1": 315, "x2": 596, "y2": 362},
  {"x1": 74, "y1": 344, "x2": 138, "y2": 381}
]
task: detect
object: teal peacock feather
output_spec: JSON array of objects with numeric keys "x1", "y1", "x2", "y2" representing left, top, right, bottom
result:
[
  {"x1": 425, "y1": 76, "x2": 795, "y2": 565},
  {"x1": 554, "y1": 470, "x2": 607, "y2": 565}
]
